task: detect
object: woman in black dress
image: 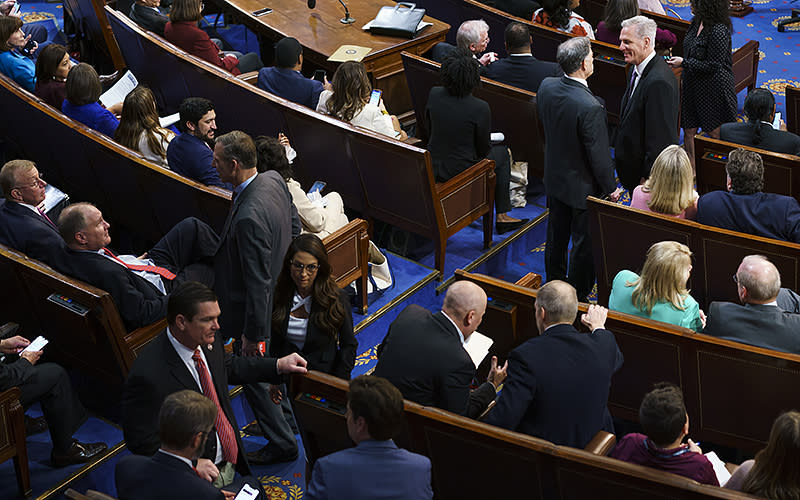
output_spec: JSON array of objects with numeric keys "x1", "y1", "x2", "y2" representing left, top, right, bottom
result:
[{"x1": 667, "y1": 0, "x2": 736, "y2": 173}]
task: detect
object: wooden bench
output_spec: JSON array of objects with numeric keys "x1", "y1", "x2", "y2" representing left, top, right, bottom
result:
[
  {"x1": 291, "y1": 370, "x2": 759, "y2": 499},
  {"x1": 586, "y1": 196, "x2": 800, "y2": 308},
  {"x1": 454, "y1": 269, "x2": 800, "y2": 454},
  {"x1": 105, "y1": 7, "x2": 497, "y2": 276},
  {"x1": 695, "y1": 135, "x2": 800, "y2": 203},
  {"x1": 0, "y1": 387, "x2": 29, "y2": 498},
  {"x1": 401, "y1": 51, "x2": 545, "y2": 178},
  {"x1": 62, "y1": 0, "x2": 125, "y2": 72}
]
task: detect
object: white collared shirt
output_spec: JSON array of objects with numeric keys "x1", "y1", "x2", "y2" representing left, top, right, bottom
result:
[
  {"x1": 157, "y1": 449, "x2": 194, "y2": 469},
  {"x1": 509, "y1": 53, "x2": 533, "y2": 57},
  {"x1": 17, "y1": 201, "x2": 41, "y2": 215},
  {"x1": 630, "y1": 51, "x2": 656, "y2": 97},
  {"x1": 99, "y1": 249, "x2": 166, "y2": 294},
  {"x1": 565, "y1": 75, "x2": 588, "y2": 88},
  {"x1": 441, "y1": 310, "x2": 466, "y2": 345}
]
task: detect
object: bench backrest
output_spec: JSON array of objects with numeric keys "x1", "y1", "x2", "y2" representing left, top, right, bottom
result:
[
  {"x1": 63, "y1": 0, "x2": 125, "y2": 70},
  {"x1": 786, "y1": 84, "x2": 800, "y2": 136}
]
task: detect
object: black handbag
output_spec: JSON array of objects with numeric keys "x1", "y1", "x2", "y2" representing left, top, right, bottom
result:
[{"x1": 370, "y1": 2, "x2": 426, "y2": 38}]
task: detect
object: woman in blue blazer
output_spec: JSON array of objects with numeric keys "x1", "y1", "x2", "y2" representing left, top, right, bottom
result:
[
  {"x1": 0, "y1": 16, "x2": 36, "y2": 92},
  {"x1": 62, "y1": 63, "x2": 122, "y2": 137}
]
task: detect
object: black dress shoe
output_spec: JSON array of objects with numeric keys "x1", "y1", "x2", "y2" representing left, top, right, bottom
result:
[
  {"x1": 25, "y1": 415, "x2": 48, "y2": 436},
  {"x1": 242, "y1": 421, "x2": 263, "y2": 436},
  {"x1": 496, "y1": 218, "x2": 529, "y2": 234},
  {"x1": 246, "y1": 445, "x2": 298, "y2": 465},
  {"x1": 51, "y1": 440, "x2": 108, "y2": 467}
]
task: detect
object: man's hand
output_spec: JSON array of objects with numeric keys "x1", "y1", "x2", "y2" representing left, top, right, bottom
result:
[
  {"x1": 780, "y1": 118, "x2": 788, "y2": 131},
  {"x1": 478, "y1": 52, "x2": 497, "y2": 66},
  {"x1": 0, "y1": 335, "x2": 29, "y2": 354},
  {"x1": 276, "y1": 352, "x2": 307, "y2": 375},
  {"x1": 20, "y1": 350, "x2": 42, "y2": 365},
  {"x1": 487, "y1": 355, "x2": 508, "y2": 388},
  {"x1": 687, "y1": 438, "x2": 702, "y2": 454},
  {"x1": 580, "y1": 304, "x2": 608, "y2": 331},
  {"x1": 221, "y1": 490, "x2": 236, "y2": 500},
  {"x1": 608, "y1": 187, "x2": 623, "y2": 202},
  {"x1": 195, "y1": 458, "x2": 219, "y2": 482},
  {"x1": 269, "y1": 384, "x2": 283, "y2": 404},
  {"x1": 241, "y1": 336, "x2": 263, "y2": 357}
]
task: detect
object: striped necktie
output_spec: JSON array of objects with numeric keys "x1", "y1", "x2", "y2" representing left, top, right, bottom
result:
[
  {"x1": 102, "y1": 248, "x2": 176, "y2": 280},
  {"x1": 192, "y1": 349, "x2": 238, "y2": 464}
]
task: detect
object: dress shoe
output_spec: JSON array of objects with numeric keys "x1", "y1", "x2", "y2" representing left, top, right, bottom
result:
[
  {"x1": 496, "y1": 218, "x2": 529, "y2": 234},
  {"x1": 25, "y1": 415, "x2": 47, "y2": 436},
  {"x1": 242, "y1": 421, "x2": 263, "y2": 436},
  {"x1": 51, "y1": 440, "x2": 108, "y2": 467},
  {"x1": 246, "y1": 445, "x2": 298, "y2": 465}
]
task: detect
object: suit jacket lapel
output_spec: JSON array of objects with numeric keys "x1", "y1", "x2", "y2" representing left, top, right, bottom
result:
[
  {"x1": 216, "y1": 175, "x2": 259, "y2": 252},
  {"x1": 621, "y1": 56, "x2": 658, "y2": 120},
  {"x1": 162, "y1": 333, "x2": 200, "y2": 391}
]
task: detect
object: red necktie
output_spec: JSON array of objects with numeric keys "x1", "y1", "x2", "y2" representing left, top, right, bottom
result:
[
  {"x1": 37, "y1": 207, "x2": 57, "y2": 229},
  {"x1": 192, "y1": 349, "x2": 238, "y2": 464},
  {"x1": 102, "y1": 248, "x2": 176, "y2": 280}
]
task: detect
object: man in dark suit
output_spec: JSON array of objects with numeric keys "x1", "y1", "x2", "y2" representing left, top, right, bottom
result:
[
  {"x1": 538, "y1": 37, "x2": 620, "y2": 301},
  {"x1": 485, "y1": 280, "x2": 623, "y2": 448},
  {"x1": 614, "y1": 16, "x2": 679, "y2": 191},
  {"x1": 721, "y1": 88, "x2": 800, "y2": 157},
  {"x1": 211, "y1": 130, "x2": 302, "y2": 465},
  {"x1": 257, "y1": 37, "x2": 331, "y2": 109},
  {"x1": 128, "y1": 0, "x2": 169, "y2": 37},
  {"x1": 0, "y1": 160, "x2": 66, "y2": 267},
  {"x1": 57, "y1": 202, "x2": 219, "y2": 330},
  {"x1": 696, "y1": 148, "x2": 800, "y2": 243},
  {"x1": 484, "y1": 22, "x2": 561, "y2": 93},
  {"x1": 431, "y1": 20, "x2": 497, "y2": 72},
  {"x1": 704, "y1": 255, "x2": 800, "y2": 355},
  {"x1": 122, "y1": 282, "x2": 307, "y2": 486},
  {"x1": 374, "y1": 281, "x2": 507, "y2": 419}
]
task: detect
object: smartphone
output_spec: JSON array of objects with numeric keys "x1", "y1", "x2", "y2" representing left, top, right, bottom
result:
[
  {"x1": 368, "y1": 89, "x2": 382, "y2": 106},
  {"x1": 313, "y1": 69, "x2": 326, "y2": 82},
  {"x1": 252, "y1": 7, "x2": 272, "y2": 16},
  {"x1": 20, "y1": 38, "x2": 35, "y2": 56},
  {"x1": 308, "y1": 181, "x2": 326, "y2": 194},
  {"x1": 9, "y1": 1, "x2": 20, "y2": 16}
]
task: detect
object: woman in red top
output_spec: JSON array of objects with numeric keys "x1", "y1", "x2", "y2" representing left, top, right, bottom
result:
[{"x1": 164, "y1": 0, "x2": 262, "y2": 75}]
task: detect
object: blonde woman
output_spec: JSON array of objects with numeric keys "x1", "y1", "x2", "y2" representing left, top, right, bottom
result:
[
  {"x1": 609, "y1": 241, "x2": 705, "y2": 330},
  {"x1": 630, "y1": 145, "x2": 698, "y2": 220}
]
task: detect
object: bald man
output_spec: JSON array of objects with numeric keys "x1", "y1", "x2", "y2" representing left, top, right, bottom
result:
[
  {"x1": 486, "y1": 280, "x2": 623, "y2": 448},
  {"x1": 374, "y1": 281, "x2": 507, "y2": 418},
  {"x1": 704, "y1": 255, "x2": 800, "y2": 354}
]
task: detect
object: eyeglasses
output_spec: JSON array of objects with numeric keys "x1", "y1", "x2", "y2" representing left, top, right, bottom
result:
[
  {"x1": 291, "y1": 261, "x2": 319, "y2": 273},
  {"x1": 14, "y1": 174, "x2": 45, "y2": 190}
]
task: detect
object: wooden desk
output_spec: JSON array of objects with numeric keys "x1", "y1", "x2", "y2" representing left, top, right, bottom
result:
[{"x1": 211, "y1": 0, "x2": 450, "y2": 116}]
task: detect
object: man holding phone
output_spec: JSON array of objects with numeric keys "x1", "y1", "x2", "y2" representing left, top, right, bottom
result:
[{"x1": 257, "y1": 37, "x2": 331, "y2": 109}]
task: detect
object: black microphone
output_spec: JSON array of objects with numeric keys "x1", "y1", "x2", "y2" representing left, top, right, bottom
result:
[{"x1": 308, "y1": 0, "x2": 316, "y2": 8}]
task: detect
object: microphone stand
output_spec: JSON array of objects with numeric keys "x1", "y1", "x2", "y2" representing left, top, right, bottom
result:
[{"x1": 338, "y1": 0, "x2": 355, "y2": 24}]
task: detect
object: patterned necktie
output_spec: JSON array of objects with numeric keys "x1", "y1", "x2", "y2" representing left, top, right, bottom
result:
[
  {"x1": 625, "y1": 68, "x2": 639, "y2": 106},
  {"x1": 102, "y1": 248, "x2": 176, "y2": 280},
  {"x1": 37, "y1": 207, "x2": 57, "y2": 229},
  {"x1": 192, "y1": 349, "x2": 238, "y2": 464}
]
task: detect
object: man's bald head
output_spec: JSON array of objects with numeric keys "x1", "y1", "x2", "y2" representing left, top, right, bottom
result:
[
  {"x1": 736, "y1": 255, "x2": 781, "y2": 304},
  {"x1": 442, "y1": 281, "x2": 487, "y2": 338},
  {"x1": 535, "y1": 280, "x2": 578, "y2": 330}
]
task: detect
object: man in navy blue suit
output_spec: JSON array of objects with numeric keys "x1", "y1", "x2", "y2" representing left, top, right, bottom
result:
[
  {"x1": 484, "y1": 22, "x2": 561, "y2": 93},
  {"x1": 485, "y1": 280, "x2": 623, "y2": 449},
  {"x1": 306, "y1": 375, "x2": 432, "y2": 500},
  {"x1": 257, "y1": 37, "x2": 330, "y2": 109},
  {"x1": 696, "y1": 148, "x2": 800, "y2": 243}
]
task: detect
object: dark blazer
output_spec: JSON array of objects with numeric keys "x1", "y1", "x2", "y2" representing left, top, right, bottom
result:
[
  {"x1": 270, "y1": 290, "x2": 357, "y2": 380},
  {"x1": 164, "y1": 21, "x2": 239, "y2": 74},
  {"x1": 720, "y1": 121, "x2": 800, "y2": 157},
  {"x1": 166, "y1": 133, "x2": 231, "y2": 189},
  {"x1": 373, "y1": 305, "x2": 496, "y2": 418},
  {"x1": 129, "y1": 3, "x2": 169, "y2": 37},
  {"x1": 485, "y1": 323, "x2": 623, "y2": 448},
  {"x1": 214, "y1": 172, "x2": 300, "y2": 343},
  {"x1": 696, "y1": 191, "x2": 800, "y2": 243},
  {"x1": 613, "y1": 55, "x2": 679, "y2": 191},
  {"x1": 484, "y1": 54, "x2": 562, "y2": 93},
  {"x1": 257, "y1": 66, "x2": 325, "y2": 109},
  {"x1": 704, "y1": 301, "x2": 800, "y2": 355},
  {"x1": 116, "y1": 451, "x2": 224, "y2": 500},
  {"x1": 537, "y1": 76, "x2": 617, "y2": 209},
  {"x1": 122, "y1": 330, "x2": 282, "y2": 475},
  {"x1": 0, "y1": 200, "x2": 67, "y2": 267}
]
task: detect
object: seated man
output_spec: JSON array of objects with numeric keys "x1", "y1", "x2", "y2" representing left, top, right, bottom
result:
[
  {"x1": 166, "y1": 97, "x2": 232, "y2": 189},
  {"x1": 484, "y1": 21, "x2": 561, "y2": 93},
  {"x1": 0, "y1": 332, "x2": 107, "y2": 467},
  {"x1": 373, "y1": 281, "x2": 507, "y2": 419},
  {"x1": 122, "y1": 282, "x2": 307, "y2": 487},
  {"x1": 57, "y1": 202, "x2": 219, "y2": 330},
  {"x1": 485, "y1": 280, "x2": 623, "y2": 449},
  {"x1": 0, "y1": 160, "x2": 66, "y2": 267},
  {"x1": 431, "y1": 20, "x2": 497, "y2": 72},
  {"x1": 704, "y1": 255, "x2": 800, "y2": 354},
  {"x1": 116, "y1": 390, "x2": 265, "y2": 500},
  {"x1": 610, "y1": 383, "x2": 718, "y2": 486},
  {"x1": 306, "y1": 376, "x2": 432, "y2": 500},
  {"x1": 696, "y1": 148, "x2": 800, "y2": 243},
  {"x1": 129, "y1": 0, "x2": 169, "y2": 37},
  {"x1": 721, "y1": 89, "x2": 800, "y2": 157},
  {"x1": 257, "y1": 37, "x2": 331, "y2": 109}
]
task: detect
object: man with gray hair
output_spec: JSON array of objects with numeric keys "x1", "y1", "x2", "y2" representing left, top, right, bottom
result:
[
  {"x1": 374, "y1": 280, "x2": 508, "y2": 419},
  {"x1": 697, "y1": 148, "x2": 800, "y2": 242},
  {"x1": 704, "y1": 255, "x2": 800, "y2": 354},
  {"x1": 537, "y1": 37, "x2": 620, "y2": 302},
  {"x1": 486, "y1": 280, "x2": 623, "y2": 448},
  {"x1": 432, "y1": 19, "x2": 497, "y2": 69},
  {"x1": 614, "y1": 15, "x2": 679, "y2": 191}
]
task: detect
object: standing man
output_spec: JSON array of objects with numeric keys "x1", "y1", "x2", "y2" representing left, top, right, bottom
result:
[
  {"x1": 537, "y1": 37, "x2": 620, "y2": 301},
  {"x1": 484, "y1": 22, "x2": 562, "y2": 93},
  {"x1": 614, "y1": 16, "x2": 679, "y2": 191},
  {"x1": 211, "y1": 130, "x2": 302, "y2": 465}
]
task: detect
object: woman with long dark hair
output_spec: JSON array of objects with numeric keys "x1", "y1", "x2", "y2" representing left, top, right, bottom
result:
[
  {"x1": 115, "y1": 86, "x2": 174, "y2": 167},
  {"x1": 34, "y1": 43, "x2": 72, "y2": 108}
]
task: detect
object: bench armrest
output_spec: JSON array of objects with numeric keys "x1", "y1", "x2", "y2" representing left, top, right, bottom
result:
[{"x1": 584, "y1": 431, "x2": 617, "y2": 456}]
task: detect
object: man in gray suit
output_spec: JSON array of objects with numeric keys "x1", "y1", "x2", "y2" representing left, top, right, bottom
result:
[
  {"x1": 704, "y1": 255, "x2": 800, "y2": 354},
  {"x1": 212, "y1": 130, "x2": 301, "y2": 464}
]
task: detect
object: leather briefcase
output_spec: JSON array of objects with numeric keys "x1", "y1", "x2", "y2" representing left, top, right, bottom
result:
[{"x1": 370, "y1": 2, "x2": 426, "y2": 38}]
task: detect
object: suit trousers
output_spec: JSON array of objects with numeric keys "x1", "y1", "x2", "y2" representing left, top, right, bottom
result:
[
  {"x1": 243, "y1": 382, "x2": 298, "y2": 455},
  {"x1": 147, "y1": 217, "x2": 219, "y2": 291},
  {"x1": 545, "y1": 196, "x2": 595, "y2": 301},
  {"x1": 488, "y1": 145, "x2": 512, "y2": 214}
]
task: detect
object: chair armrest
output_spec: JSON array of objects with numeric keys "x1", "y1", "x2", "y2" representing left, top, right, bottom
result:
[
  {"x1": 237, "y1": 71, "x2": 259, "y2": 84},
  {"x1": 514, "y1": 273, "x2": 542, "y2": 289},
  {"x1": 584, "y1": 430, "x2": 617, "y2": 456}
]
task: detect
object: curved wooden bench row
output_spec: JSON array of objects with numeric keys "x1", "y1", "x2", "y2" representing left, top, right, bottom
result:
[
  {"x1": 63, "y1": 0, "x2": 125, "y2": 71},
  {"x1": 104, "y1": 7, "x2": 496, "y2": 276},
  {"x1": 454, "y1": 269, "x2": 800, "y2": 454},
  {"x1": 292, "y1": 370, "x2": 758, "y2": 499},
  {"x1": 0, "y1": 387, "x2": 29, "y2": 498}
]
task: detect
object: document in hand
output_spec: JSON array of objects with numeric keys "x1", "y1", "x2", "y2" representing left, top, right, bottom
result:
[
  {"x1": 99, "y1": 70, "x2": 139, "y2": 109},
  {"x1": 704, "y1": 451, "x2": 732, "y2": 486},
  {"x1": 462, "y1": 331, "x2": 493, "y2": 369}
]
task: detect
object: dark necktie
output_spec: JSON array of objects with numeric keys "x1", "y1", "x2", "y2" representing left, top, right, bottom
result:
[
  {"x1": 37, "y1": 206, "x2": 57, "y2": 229},
  {"x1": 192, "y1": 349, "x2": 238, "y2": 464},
  {"x1": 102, "y1": 248, "x2": 176, "y2": 280},
  {"x1": 624, "y1": 68, "x2": 639, "y2": 110}
]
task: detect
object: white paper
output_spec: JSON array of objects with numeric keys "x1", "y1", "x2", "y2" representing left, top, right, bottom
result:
[
  {"x1": 773, "y1": 112, "x2": 782, "y2": 130},
  {"x1": 462, "y1": 331, "x2": 493, "y2": 369},
  {"x1": 490, "y1": 132, "x2": 505, "y2": 143},
  {"x1": 22, "y1": 335, "x2": 48, "y2": 353},
  {"x1": 233, "y1": 484, "x2": 259, "y2": 500},
  {"x1": 42, "y1": 184, "x2": 68, "y2": 212},
  {"x1": 704, "y1": 451, "x2": 732, "y2": 487},
  {"x1": 159, "y1": 112, "x2": 180, "y2": 128},
  {"x1": 99, "y1": 70, "x2": 138, "y2": 109},
  {"x1": 362, "y1": 19, "x2": 432, "y2": 32}
]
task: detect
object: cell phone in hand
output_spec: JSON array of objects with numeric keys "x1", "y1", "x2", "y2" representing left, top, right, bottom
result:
[
  {"x1": 313, "y1": 69, "x2": 326, "y2": 82},
  {"x1": 308, "y1": 181, "x2": 326, "y2": 194},
  {"x1": 368, "y1": 89, "x2": 382, "y2": 106},
  {"x1": 20, "y1": 38, "x2": 35, "y2": 56}
]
